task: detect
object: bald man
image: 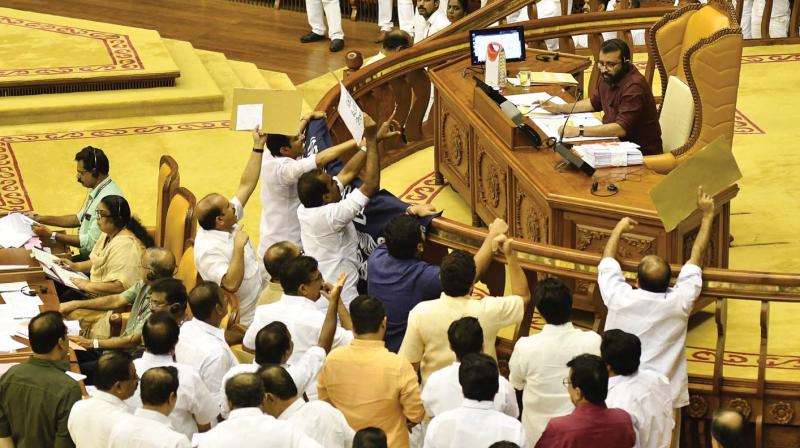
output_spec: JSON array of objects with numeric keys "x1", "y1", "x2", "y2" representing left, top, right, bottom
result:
[
  {"x1": 194, "y1": 128, "x2": 268, "y2": 325},
  {"x1": 598, "y1": 186, "x2": 715, "y2": 447},
  {"x1": 711, "y1": 409, "x2": 746, "y2": 448},
  {"x1": 258, "y1": 241, "x2": 302, "y2": 306}
]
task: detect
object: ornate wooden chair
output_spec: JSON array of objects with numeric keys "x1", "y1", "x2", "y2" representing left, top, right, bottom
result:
[
  {"x1": 644, "y1": 0, "x2": 743, "y2": 173},
  {"x1": 154, "y1": 156, "x2": 180, "y2": 247},
  {"x1": 163, "y1": 187, "x2": 197, "y2": 267}
]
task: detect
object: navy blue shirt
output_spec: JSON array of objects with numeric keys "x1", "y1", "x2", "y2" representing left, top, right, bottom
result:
[{"x1": 367, "y1": 244, "x2": 443, "y2": 352}]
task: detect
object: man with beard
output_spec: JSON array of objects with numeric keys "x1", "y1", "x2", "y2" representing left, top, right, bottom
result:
[{"x1": 537, "y1": 39, "x2": 662, "y2": 155}]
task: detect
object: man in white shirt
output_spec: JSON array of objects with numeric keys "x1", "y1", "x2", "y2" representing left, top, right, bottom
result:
[
  {"x1": 424, "y1": 353, "x2": 526, "y2": 447},
  {"x1": 508, "y1": 277, "x2": 602, "y2": 446},
  {"x1": 412, "y1": 0, "x2": 450, "y2": 44},
  {"x1": 127, "y1": 313, "x2": 219, "y2": 438},
  {"x1": 422, "y1": 317, "x2": 518, "y2": 419},
  {"x1": 399, "y1": 235, "x2": 530, "y2": 385},
  {"x1": 260, "y1": 365, "x2": 355, "y2": 447},
  {"x1": 199, "y1": 372, "x2": 321, "y2": 447},
  {"x1": 194, "y1": 127, "x2": 268, "y2": 325},
  {"x1": 296, "y1": 112, "x2": 399, "y2": 307},
  {"x1": 602, "y1": 329, "x2": 673, "y2": 448},
  {"x1": 598, "y1": 186, "x2": 714, "y2": 445},
  {"x1": 175, "y1": 281, "x2": 238, "y2": 410},
  {"x1": 69, "y1": 352, "x2": 137, "y2": 447},
  {"x1": 364, "y1": 29, "x2": 412, "y2": 66},
  {"x1": 109, "y1": 366, "x2": 190, "y2": 448}
]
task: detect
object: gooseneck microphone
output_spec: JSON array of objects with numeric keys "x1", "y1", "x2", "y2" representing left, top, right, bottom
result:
[
  {"x1": 552, "y1": 93, "x2": 595, "y2": 176},
  {"x1": 473, "y1": 76, "x2": 543, "y2": 148}
]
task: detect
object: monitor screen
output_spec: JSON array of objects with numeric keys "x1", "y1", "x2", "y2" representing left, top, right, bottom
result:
[{"x1": 469, "y1": 26, "x2": 526, "y2": 65}]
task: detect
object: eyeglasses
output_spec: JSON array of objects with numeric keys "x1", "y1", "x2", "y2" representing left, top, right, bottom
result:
[
  {"x1": 95, "y1": 209, "x2": 110, "y2": 218},
  {"x1": 562, "y1": 377, "x2": 570, "y2": 388},
  {"x1": 596, "y1": 60, "x2": 622, "y2": 69}
]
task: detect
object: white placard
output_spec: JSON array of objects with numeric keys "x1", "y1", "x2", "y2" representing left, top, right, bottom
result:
[
  {"x1": 235, "y1": 103, "x2": 263, "y2": 131},
  {"x1": 337, "y1": 82, "x2": 365, "y2": 144}
]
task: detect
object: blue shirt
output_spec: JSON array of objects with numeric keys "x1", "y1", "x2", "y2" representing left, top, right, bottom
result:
[{"x1": 367, "y1": 244, "x2": 442, "y2": 352}]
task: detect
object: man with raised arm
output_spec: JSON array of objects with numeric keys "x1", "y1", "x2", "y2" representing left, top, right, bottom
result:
[{"x1": 598, "y1": 186, "x2": 715, "y2": 446}]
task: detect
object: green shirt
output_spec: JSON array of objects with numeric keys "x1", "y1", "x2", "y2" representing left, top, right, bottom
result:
[
  {"x1": 0, "y1": 357, "x2": 82, "y2": 448},
  {"x1": 76, "y1": 177, "x2": 123, "y2": 258},
  {"x1": 122, "y1": 280, "x2": 152, "y2": 338}
]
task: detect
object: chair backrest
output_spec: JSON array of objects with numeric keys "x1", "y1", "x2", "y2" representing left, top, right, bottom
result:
[
  {"x1": 163, "y1": 187, "x2": 196, "y2": 267},
  {"x1": 155, "y1": 156, "x2": 179, "y2": 247},
  {"x1": 219, "y1": 289, "x2": 241, "y2": 331},
  {"x1": 175, "y1": 243, "x2": 199, "y2": 293},
  {"x1": 659, "y1": 76, "x2": 695, "y2": 153},
  {"x1": 675, "y1": 4, "x2": 736, "y2": 82}
]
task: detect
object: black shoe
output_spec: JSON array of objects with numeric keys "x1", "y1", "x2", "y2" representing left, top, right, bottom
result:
[
  {"x1": 329, "y1": 38, "x2": 344, "y2": 52},
  {"x1": 300, "y1": 32, "x2": 326, "y2": 43}
]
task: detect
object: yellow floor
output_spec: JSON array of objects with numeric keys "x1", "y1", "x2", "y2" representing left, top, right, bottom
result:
[{"x1": 1, "y1": 7, "x2": 797, "y2": 382}]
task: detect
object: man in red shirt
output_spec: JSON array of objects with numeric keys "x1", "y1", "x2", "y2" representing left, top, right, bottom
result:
[
  {"x1": 539, "y1": 39, "x2": 663, "y2": 155},
  {"x1": 536, "y1": 354, "x2": 637, "y2": 448}
]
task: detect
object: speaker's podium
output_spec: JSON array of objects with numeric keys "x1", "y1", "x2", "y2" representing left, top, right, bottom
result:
[{"x1": 430, "y1": 51, "x2": 736, "y2": 311}]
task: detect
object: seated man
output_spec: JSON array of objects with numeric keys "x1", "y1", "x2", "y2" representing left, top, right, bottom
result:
[
  {"x1": 399, "y1": 235, "x2": 530, "y2": 385},
  {"x1": 602, "y1": 329, "x2": 673, "y2": 448},
  {"x1": 29, "y1": 146, "x2": 123, "y2": 259},
  {"x1": 508, "y1": 278, "x2": 601, "y2": 446},
  {"x1": 0, "y1": 311, "x2": 82, "y2": 448},
  {"x1": 260, "y1": 365, "x2": 355, "y2": 447},
  {"x1": 318, "y1": 295, "x2": 424, "y2": 447},
  {"x1": 195, "y1": 128, "x2": 268, "y2": 325},
  {"x1": 538, "y1": 39, "x2": 662, "y2": 155},
  {"x1": 109, "y1": 366, "x2": 190, "y2": 448},
  {"x1": 128, "y1": 312, "x2": 218, "y2": 439},
  {"x1": 199, "y1": 372, "x2": 320, "y2": 447},
  {"x1": 175, "y1": 282, "x2": 238, "y2": 408},
  {"x1": 711, "y1": 409, "x2": 746, "y2": 448},
  {"x1": 536, "y1": 354, "x2": 636, "y2": 448},
  {"x1": 297, "y1": 112, "x2": 398, "y2": 307},
  {"x1": 364, "y1": 29, "x2": 412, "y2": 66},
  {"x1": 68, "y1": 352, "x2": 138, "y2": 447},
  {"x1": 412, "y1": 0, "x2": 450, "y2": 44},
  {"x1": 423, "y1": 317, "x2": 518, "y2": 419},
  {"x1": 368, "y1": 216, "x2": 508, "y2": 352},
  {"x1": 258, "y1": 241, "x2": 301, "y2": 306},
  {"x1": 424, "y1": 353, "x2": 527, "y2": 447}
]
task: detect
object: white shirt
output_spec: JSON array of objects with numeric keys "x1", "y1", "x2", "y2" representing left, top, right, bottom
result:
[
  {"x1": 297, "y1": 178, "x2": 369, "y2": 307},
  {"x1": 598, "y1": 257, "x2": 703, "y2": 407},
  {"x1": 194, "y1": 196, "x2": 266, "y2": 325},
  {"x1": 278, "y1": 398, "x2": 355, "y2": 448},
  {"x1": 198, "y1": 407, "x2": 321, "y2": 448},
  {"x1": 175, "y1": 318, "x2": 238, "y2": 411},
  {"x1": 108, "y1": 408, "x2": 190, "y2": 448},
  {"x1": 258, "y1": 154, "x2": 318, "y2": 256},
  {"x1": 412, "y1": 10, "x2": 450, "y2": 44},
  {"x1": 422, "y1": 361, "x2": 518, "y2": 418},
  {"x1": 423, "y1": 399, "x2": 526, "y2": 448},
  {"x1": 127, "y1": 353, "x2": 219, "y2": 439},
  {"x1": 218, "y1": 346, "x2": 327, "y2": 417},
  {"x1": 607, "y1": 370, "x2": 674, "y2": 448},
  {"x1": 508, "y1": 322, "x2": 602, "y2": 447},
  {"x1": 68, "y1": 389, "x2": 132, "y2": 448}
]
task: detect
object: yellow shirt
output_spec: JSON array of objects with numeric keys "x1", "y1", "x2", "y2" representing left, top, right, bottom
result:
[
  {"x1": 399, "y1": 292, "x2": 524, "y2": 385},
  {"x1": 89, "y1": 229, "x2": 144, "y2": 290},
  {"x1": 256, "y1": 281, "x2": 283, "y2": 307},
  {"x1": 317, "y1": 339, "x2": 424, "y2": 447}
]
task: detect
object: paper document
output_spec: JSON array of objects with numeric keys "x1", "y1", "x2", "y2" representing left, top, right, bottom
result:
[
  {"x1": 532, "y1": 113, "x2": 616, "y2": 143},
  {"x1": 0, "y1": 337, "x2": 26, "y2": 353},
  {"x1": 337, "y1": 82, "x2": 365, "y2": 145},
  {"x1": 574, "y1": 142, "x2": 643, "y2": 168},
  {"x1": 0, "y1": 362, "x2": 19, "y2": 376},
  {"x1": 507, "y1": 72, "x2": 578, "y2": 86},
  {"x1": 31, "y1": 247, "x2": 87, "y2": 290},
  {"x1": 0, "y1": 282, "x2": 28, "y2": 293},
  {"x1": 0, "y1": 303, "x2": 40, "y2": 319},
  {"x1": 235, "y1": 104, "x2": 263, "y2": 131},
  {"x1": 506, "y1": 92, "x2": 567, "y2": 114},
  {"x1": 1, "y1": 291, "x2": 43, "y2": 306},
  {"x1": 65, "y1": 320, "x2": 81, "y2": 336},
  {"x1": 65, "y1": 370, "x2": 87, "y2": 382},
  {"x1": 0, "y1": 213, "x2": 36, "y2": 248},
  {"x1": 0, "y1": 265, "x2": 29, "y2": 271}
]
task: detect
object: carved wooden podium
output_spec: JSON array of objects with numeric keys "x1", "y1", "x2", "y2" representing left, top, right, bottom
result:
[{"x1": 430, "y1": 52, "x2": 736, "y2": 309}]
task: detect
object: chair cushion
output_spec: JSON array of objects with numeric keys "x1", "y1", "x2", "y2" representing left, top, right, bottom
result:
[{"x1": 659, "y1": 76, "x2": 694, "y2": 153}]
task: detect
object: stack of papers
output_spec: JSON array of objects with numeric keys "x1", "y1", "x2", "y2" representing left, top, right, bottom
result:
[
  {"x1": 574, "y1": 142, "x2": 644, "y2": 168},
  {"x1": 0, "y1": 214, "x2": 36, "y2": 248},
  {"x1": 32, "y1": 248, "x2": 88, "y2": 290}
]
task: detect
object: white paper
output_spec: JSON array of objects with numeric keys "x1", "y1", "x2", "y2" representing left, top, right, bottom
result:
[
  {"x1": 0, "y1": 282, "x2": 28, "y2": 293},
  {"x1": 0, "y1": 362, "x2": 19, "y2": 377},
  {"x1": 0, "y1": 303, "x2": 40, "y2": 319},
  {"x1": 235, "y1": 103, "x2": 263, "y2": 131},
  {"x1": 0, "y1": 265, "x2": 30, "y2": 271},
  {"x1": 0, "y1": 214, "x2": 36, "y2": 248},
  {"x1": 31, "y1": 248, "x2": 87, "y2": 289},
  {"x1": 0, "y1": 335, "x2": 26, "y2": 353},
  {"x1": 65, "y1": 370, "x2": 87, "y2": 382},
  {"x1": 65, "y1": 320, "x2": 81, "y2": 336},
  {"x1": 337, "y1": 82, "x2": 365, "y2": 145},
  {"x1": 532, "y1": 113, "x2": 617, "y2": 143},
  {"x1": 1, "y1": 291, "x2": 43, "y2": 306}
]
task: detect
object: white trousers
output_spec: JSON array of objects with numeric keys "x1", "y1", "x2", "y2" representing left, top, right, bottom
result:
[
  {"x1": 751, "y1": 0, "x2": 789, "y2": 38},
  {"x1": 399, "y1": 0, "x2": 415, "y2": 33},
  {"x1": 378, "y1": 0, "x2": 394, "y2": 31},
  {"x1": 306, "y1": 0, "x2": 344, "y2": 39}
]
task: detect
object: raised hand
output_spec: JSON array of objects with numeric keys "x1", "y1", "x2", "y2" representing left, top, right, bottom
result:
[
  {"x1": 252, "y1": 125, "x2": 268, "y2": 149},
  {"x1": 377, "y1": 109, "x2": 402, "y2": 141},
  {"x1": 234, "y1": 226, "x2": 250, "y2": 248},
  {"x1": 615, "y1": 217, "x2": 638, "y2": 233},
  {"x1": 488, "y1": 218, "x2": 509, "y2": 237},
  {"x1": 697, "y1": 186, "x2": 715, "y2": 217}
]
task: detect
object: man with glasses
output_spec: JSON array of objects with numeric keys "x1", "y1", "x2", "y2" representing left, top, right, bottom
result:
[
  {"x1": 68, "y1": 352, "x2": 139, "y2": 447},
  {"x1": 28, "y1": 146, "x2": 124, "y2": 259},
  {"x1": 536, "y1": 39, "x2": 662, "y2": 155}
]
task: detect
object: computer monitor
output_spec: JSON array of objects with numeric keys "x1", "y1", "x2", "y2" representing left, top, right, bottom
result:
[{"x1": 469, "y1": 26, "x2": 526, "y2": 65}]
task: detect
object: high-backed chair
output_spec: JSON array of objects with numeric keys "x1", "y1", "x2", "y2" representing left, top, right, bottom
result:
[
  {"x1": 175, "y1": 243, "x2": 199, "y2": 293},
  {"x1": 644, "y1": 0, "x2": 743, "y2": 173},
  {"x1": 155, "y1": 156, "x2": 180, "y2": 247},
  {"x1": 163, "y1": 187, "x2": 197, "y2": 267}
]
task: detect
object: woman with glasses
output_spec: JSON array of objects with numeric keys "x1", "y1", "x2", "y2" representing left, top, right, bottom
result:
[{"x1": 58, "y1": 195, "x2": 154, "y2": 296}]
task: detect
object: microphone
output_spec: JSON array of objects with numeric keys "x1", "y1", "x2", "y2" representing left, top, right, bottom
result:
[
  {"x1": 473, "y1": 76, "x2": 543, "y2": 147},
  {"x1": 552, "y1": 93, "x2": 595, "y2": 176}
]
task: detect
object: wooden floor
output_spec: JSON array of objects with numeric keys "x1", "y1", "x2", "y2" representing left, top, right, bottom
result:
[{"x1": 3, "y1": 0, "x2": 384, "y2": 84}]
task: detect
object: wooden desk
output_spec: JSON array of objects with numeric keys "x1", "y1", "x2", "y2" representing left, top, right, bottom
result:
[{"x1": 431, "y1": 55, "x2": 736, "y2": 309}]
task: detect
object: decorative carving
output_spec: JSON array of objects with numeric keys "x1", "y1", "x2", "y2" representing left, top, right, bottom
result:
[
  {"x1": 575, "y1": 226, "x2": 655, "y2": 258},
  {"x1": 683, "y1": 222, "x2": 718, "y2": 266},
  {"x1": 688, "y1": 395, "x2": 708, "y2": 418},
  {"x1": 728, "y1": 398, "x2": 751, "y2": 419},
  {"x1": 476, "y1": 148, "x2": 506, "y2": 217},
  {"x1": 440, "y1": 111, "x2": 469, "y2": 187},
  {"x1": 514, "y1": 189, "x2": 549, "y2": 243},
  {"x1": 770, "y1": 402, "x2": 794, "y2": 424}
]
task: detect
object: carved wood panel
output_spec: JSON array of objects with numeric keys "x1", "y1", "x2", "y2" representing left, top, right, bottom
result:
[
  {"x1": 439, "y1": 107, "x2": 470, "y2": 188},
  {"x1": 575, "y1": 224, "x2": 657, "y2": 258},
  {"x1": 513, "y1": 182, "x2": 550, "y2": 243},
  {"x1": 474, "y1": 134, "x2": 508, "y2": 222},
  {"x1": 682, "y1": 217, "x2": 720, "y2": 267}
]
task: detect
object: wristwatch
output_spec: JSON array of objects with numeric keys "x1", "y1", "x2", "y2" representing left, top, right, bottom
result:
[
  {"x1": 50, "y1": 233, "x2": 57, "y2": 242},
  {"x1": 579, "y1": 125, "x2": 585, "y2": 137}
]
